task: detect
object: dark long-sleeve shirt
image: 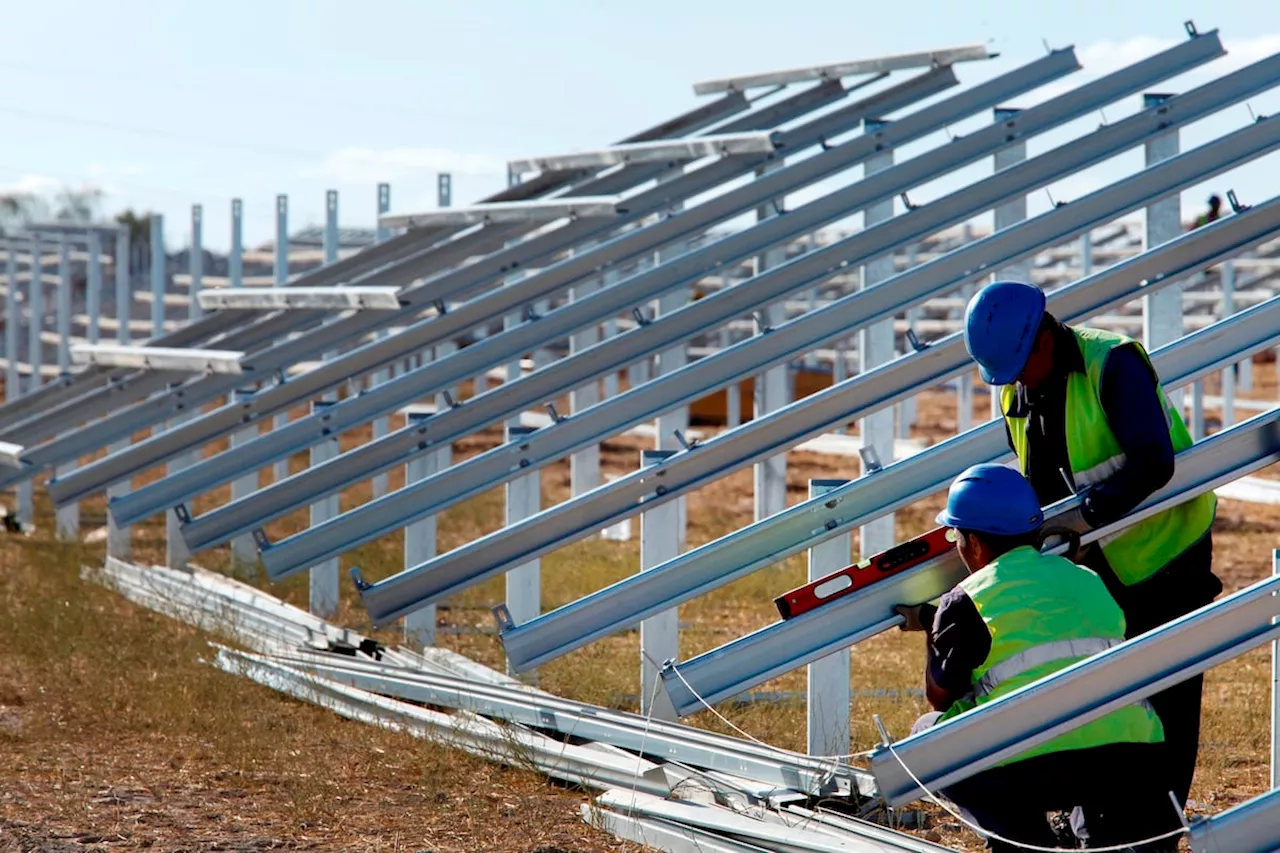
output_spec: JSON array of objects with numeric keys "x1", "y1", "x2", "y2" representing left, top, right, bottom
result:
[
  {"x1": 918, "y1": 590, "x2": 991, "y2": 712},
  {"x1": 1001, "y1": 319, "x2": 1176, "y2": 528}
]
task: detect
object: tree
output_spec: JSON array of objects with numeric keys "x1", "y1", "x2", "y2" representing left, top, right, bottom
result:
[{"x1": 0, "y1": 185, "x2": 104, "y2": 236}]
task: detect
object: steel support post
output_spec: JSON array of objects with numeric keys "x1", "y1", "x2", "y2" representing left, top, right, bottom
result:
[
  {"x1": 106, "y1": 228, "x2": 131, "y2": 558},
  {"x1": 640, "y1": 449, "x2": 679, "y2": 721},
  {"x1": 806, "y1": 479, "x2": 851, "y2": 758},
  {"x1": 372, "y1": 183, "x2": 395, "y2": 495},
  {"x1": 722, "y1": 326, "x2": 741, "y2": 428},
  {"x1": 307, "y1": 194, "x2": 342, "y2": 617},
  {"x1": 1191, "y1": 381, "x2": 1206, "y2": 439},
  {"x1": 1222, "y1": 259, "x2": 1236, "y2": 429},
  {"x1": 1273, "y1": 549, "x2": 1279, "y2": 791},
  {"x1": 988, "y1": 107, "x2": 1030, "y2": 427},
  {"x1": 54, "y1": 235, "x2": 78, "y2": 540},
  {"x1": 900, "y1": 246, "x2": 921, "y2": 436},
  {"x1": 753, "y1": 159, "x2": 790, "y2": 523},
  {"x1": 403, "y1": 405, "x2": 449, "y2": 648},
  {"x1": 505, "y1": 424, "x2": 541, "y2": 676},
  {"x1": 165, "y1": 205, "x2": 205, "y2": 568},
  {"x1": 86, "y1": 232, "x2": 102, "y2": 346},
  {"x1": 569, "y1": 238, "x2": 602, "y2": 498},
  {"x1": 308, "y1": 400, "x2": 340, "y2": 617},
  {"x1": 655, "y1": 167, "x2": 691, "y2": 550},
  {"x1": 1143, "y1": 92, "x2": 1185, "y2": 414},
  {"x1": 229, "y1": 389, "x2": 259, "y2": 571},
  {"x1": 858, "y1": 126, "x2": 895, "y2": 558},
  {"x1": 3, "y1": 245, "x2": 23, "y2": 525},
  {"x1": 27, "y1": 234, "x2": 42, "y2": 396},
  {"x1": 272, "y1": 195, "x2": 290, "y2": 482}
]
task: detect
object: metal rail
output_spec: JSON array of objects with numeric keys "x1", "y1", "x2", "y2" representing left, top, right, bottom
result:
[
  {"x1": 1188, "y1": 788, "x2": 1280, "y2": 853},
  {"x1": 225, "y1": 45, "x2": 1255, "y2": 578},
  {"x1": 0, "y1": 88, "x2": 754, "y2": 430},
  {"x1": 119, "y1": 49, "x2": 1111, "y2": 531},
  {"x1": 660, "y1": 406, "x2": 1280, "y2": 716},
  {"x1": 339, "y1": 112, "x2": 1280, "y2": 621},
  {"x1": 495, "y1": 198, "x2": 1280, "y2": 671},
  {"x1": 32, "y1": 72, "x2": 929, "y2": 495}
]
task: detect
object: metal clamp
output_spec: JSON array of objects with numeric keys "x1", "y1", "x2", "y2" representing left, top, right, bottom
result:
[
  {"x1": 251, "y1": 528, "x2": 270, "y2": 551},
  {"x1": 631, "y1": 306, "x2": 650, "y2": 327},
  {"x1": 442, "y1": 390, "x2": 462, "y2": 408},
  {"x1": 432, "y1": 298, "x2": 447, "y2": 315},
  {"x1": 523, "y1": 304, "x2": 541, "y2": 322},
  {"x1": 899, "y1": 192, "x2": 919, "y2": 211},
  {"x1": 859, "y1": 445, "x2": 883, "y2": 474},
  {"x1": 492, "y1": 603, "x2": 514, "y2": 632},
  {"x1": 1227, "y1": 189, "x2": 1250, "y2": 213},
  {"x1": 349, "y1": 566, "x2": 371, "y2": 592},
  {"x1": 545, "y1": 402, "x2": 566, "y2": 423},
  {"x1": 673, "y1": 429, "x2": 697, "y2": 451},
  {"x1": 905, "y1": 329, "x2": 928, "y2": 353},
  {"x1": 1184, "y1": 19, "x2": 1198, "y2": 38},
  {"x1": 173, "y1": 503, "x2": 191, "y2": 524}
]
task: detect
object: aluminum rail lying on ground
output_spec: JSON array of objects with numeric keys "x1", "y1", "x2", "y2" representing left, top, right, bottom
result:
[
  {"x1": 495, "y1": 198, "x2": 1280, "y2": 670},
  {"x1": 660, "y1": 405, "x2": 1280, "y2": 716},
  {"x1": 693, "y1": 43, "x2": 992, "y2": 95},
  {"x1": 327, "y1": 117, "x2": 1280, "y2": 618},
  {"x1": 30, "y1": 72, "x2": 919, "y2": 494},
  {"x1": 0, "y1": 86, "x2": 767, "y2": 447},
  {"x1": 271, "y1": 649, "x2": 872, "y2": 797},
  {"x1": 867, "y1": 572, "x2": 1280, "y2": 806},
  {"x1": 0, "y1": 88, "x2": 753, "y2": 430},
  {"x1": 196, "y1": 287, "x2": 403, "y2": 311},
  {"x1": 379, "y1": 196, "x2": 624, "y2": 229},
  {"x1": 507, "y1": 131, "x2": 778, "y2": 173},
  {"x1": 593, "y1": 789, "x2": 951, "y2": 853},
  {"x1": 121, "y1": 50, "x2": 1104, "y2": 531},
  {"x1": 69, "y1": 344, "x2": 244, "y2": 374},
  {"x1": 216, "y1": 648, "x2": 675, "y2": 797},
  {"x1": 1189, "y1": 788, "x2": 1280, "y2": 853}
]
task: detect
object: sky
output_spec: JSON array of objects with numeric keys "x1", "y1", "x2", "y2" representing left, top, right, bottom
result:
[{"x1": 1, "y1": 0, "x2": 1279, "y2": 253}]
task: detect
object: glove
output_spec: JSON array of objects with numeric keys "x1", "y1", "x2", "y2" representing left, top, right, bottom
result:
[
  {"x1": 1047, "y1": 502, "x2": 1092, "y2": 534},
  {"x1": 894, "y1": 603, "x2": 930, "y2": 632}
]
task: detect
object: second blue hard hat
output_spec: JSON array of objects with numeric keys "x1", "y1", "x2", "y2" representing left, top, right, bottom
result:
[
  {"x1": 936, "y1": 463, "x2": 1045, "y2": 537},
  {"x1": 963, "y1": 281, "x2": 1047, "y2": 385}
]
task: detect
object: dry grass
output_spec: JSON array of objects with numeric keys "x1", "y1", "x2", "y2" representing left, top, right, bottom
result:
[
  {"x1": 0, "y1": 500, "x2": 642, "y2": 852},
  {"x1": 2, "y1": 361, "x2": 1278, "y2": 851}
]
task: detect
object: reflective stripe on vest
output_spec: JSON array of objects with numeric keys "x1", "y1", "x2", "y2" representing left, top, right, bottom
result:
[
  {"x1": 974, "y1": 637, "x2": 1120, "y2": 698},
  {"x1": 1000, "y1": 327, "x2": 1216, "y2": 585}
]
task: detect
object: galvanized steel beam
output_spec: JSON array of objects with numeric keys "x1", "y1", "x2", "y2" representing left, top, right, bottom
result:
[
  {"x1": 1189, "y1": 788, "x2": 1280, "y2": 853},
  {"x1": 508, "y1": 131, "x2": 777, "y2": 173},
  {"x1": 84, "y1": 70, "x2": 971, "y2": 521},
  {"x1": 278, "y1": 66, "x2": 1275, "y2": 595},
  {"x1": 495, "y1": 199, "x2": 1280, "y2": 671},
  {"x1": 32, "y1": 73, "x2": 891, "y2": 497},
  {"x1": 661, "y1": 404, "x2": 1280, "y2": 717}
]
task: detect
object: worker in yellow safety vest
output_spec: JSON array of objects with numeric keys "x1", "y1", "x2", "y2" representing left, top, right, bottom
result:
[
  {"x1": 961, "y1": 279, "x2": 1220, "y2": 810},
  {"x1": 896, "y1": 464, "x2": 1181, "y2": 852}
]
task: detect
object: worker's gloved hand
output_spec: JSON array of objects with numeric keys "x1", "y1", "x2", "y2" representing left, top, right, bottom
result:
[
  {"x1": 894, "y1": 604, "x2": 929, "y2": 632},
  {"x1": 1047, "y1": 502, "x2": 1092, "y2": 534}
]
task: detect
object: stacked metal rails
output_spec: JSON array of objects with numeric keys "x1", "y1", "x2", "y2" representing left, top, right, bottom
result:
[{"x1": 4, "y1": 28, "x2": 1280, "y2": 853}]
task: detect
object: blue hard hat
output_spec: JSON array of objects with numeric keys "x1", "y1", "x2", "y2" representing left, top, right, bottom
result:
[
  {"x1": 963, "y1": 281, "x2": 1047, "y2": 385},
  {"x1": 936, "y1": 463, "x2": 1044, "y2": 537}
]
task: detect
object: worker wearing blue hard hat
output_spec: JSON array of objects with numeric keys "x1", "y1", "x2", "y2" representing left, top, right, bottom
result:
[
  {"x1": 962, "y1": 279, "x2": 1220, "y2": 811},
  {"x1": 895, "y1": 464, "x2": 1180, "y2": 852}
]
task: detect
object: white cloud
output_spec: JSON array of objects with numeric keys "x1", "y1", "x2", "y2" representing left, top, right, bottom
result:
[{"x1": 303, "y1": 146, "x2": 508, "y2": 183}]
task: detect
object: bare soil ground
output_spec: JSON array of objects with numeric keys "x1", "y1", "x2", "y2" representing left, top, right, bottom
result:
[{"x1": 2, "y1": 359, "x2": 1277, "y2": 851}]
